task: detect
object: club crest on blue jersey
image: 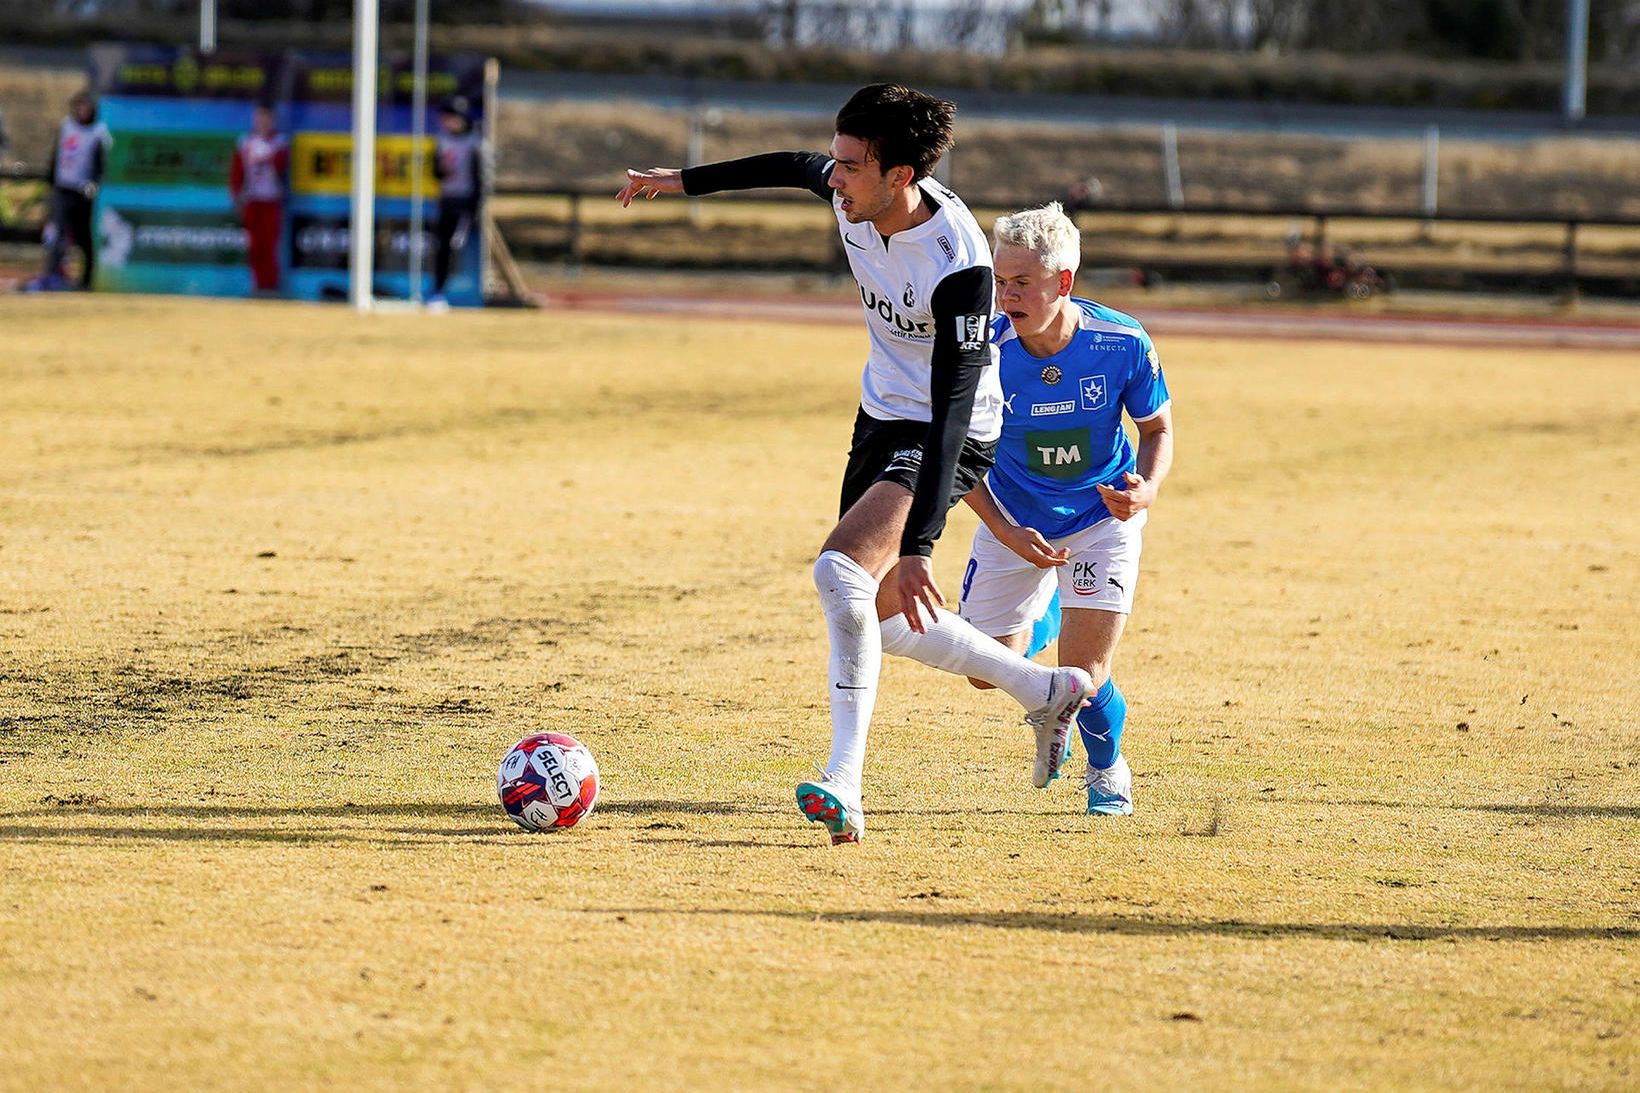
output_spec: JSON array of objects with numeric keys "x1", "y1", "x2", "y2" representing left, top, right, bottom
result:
[{"x1": 1080, "y1": 374, "x2": 1107, "y2": 410}]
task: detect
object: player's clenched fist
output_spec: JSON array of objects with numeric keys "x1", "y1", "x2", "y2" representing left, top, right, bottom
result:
[
  {"x1": 1094, "y1": 471, "x2": 1156, "y2": 521},
  {"x1": 617, "y1": 167, "x2": 684, "y2": 206}
]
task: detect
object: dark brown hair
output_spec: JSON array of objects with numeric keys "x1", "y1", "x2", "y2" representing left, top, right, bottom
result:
[{"x1": 834, "y1": 83, "x2": 956, "y2": 181}]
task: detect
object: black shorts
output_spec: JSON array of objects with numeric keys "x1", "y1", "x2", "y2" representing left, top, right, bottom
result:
[{"x1": 838, "y1": 407, "x2": 997, "y2": 519}]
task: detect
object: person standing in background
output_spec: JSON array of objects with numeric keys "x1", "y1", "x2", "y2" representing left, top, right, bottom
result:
[
  {"x1": 38, "y1": 91, "x2": 111, "y2": 290},
  {"x1": 230, "y1": 104, "x2": 289, "y2": 295},
  {"x1": 429, "y1": 96, "x2": 483, "y2": 309}
]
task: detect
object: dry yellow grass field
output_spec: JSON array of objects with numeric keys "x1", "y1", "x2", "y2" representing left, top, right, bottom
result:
[{"x1": 1, "y1": 294, "x2": 1637, "y2": 1090}]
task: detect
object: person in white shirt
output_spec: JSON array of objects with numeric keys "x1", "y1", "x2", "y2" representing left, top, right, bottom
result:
[
  {"x1": 618, "y1": 85, "x2": 1094, "y2": 845},
  {"x1": 40, "y1": 91, "x2": 111, "y2": 290},
  {"x1": 429, "y1": 96, "x2": 484, "y2": 307},
  {"x1": 230, "y1": 104, "x2": 289, "y2": 294}
]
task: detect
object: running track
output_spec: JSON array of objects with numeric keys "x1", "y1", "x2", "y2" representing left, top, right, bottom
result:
[
  {"x1": 541, "y1": 288, "x2": 1640, "y2": 352},
  {"x1": 5, "y1": 270, "x2": 1636, "y2": 350}
]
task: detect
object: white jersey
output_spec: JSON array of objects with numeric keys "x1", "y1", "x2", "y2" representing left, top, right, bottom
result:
[
  {"x1": 53, "y1": 117, "x2": 112, "y2": 189},
  {"x1": 833, "y1": 177, "x2": 1003, "y2": 442},
  {"x1": 236, "y1": 132, "x2": 287, "y2": 201}
]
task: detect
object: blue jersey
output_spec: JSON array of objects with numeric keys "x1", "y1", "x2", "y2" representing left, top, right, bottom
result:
[{"x1": 985, "y1": 298, "x2": 1170, "y2": 539}]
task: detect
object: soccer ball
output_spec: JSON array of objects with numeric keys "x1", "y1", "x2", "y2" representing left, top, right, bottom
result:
[{"x1": 496, "y1": 732, "x2": 600, "y2": 831}]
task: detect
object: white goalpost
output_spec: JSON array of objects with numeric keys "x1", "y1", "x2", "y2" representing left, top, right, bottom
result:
[
  {"x1": 408, "y1": 0, "x2": 431, "y2": 305},
  {"x1": 348, "y1": 0, "x2": 380, "y2": 312}
]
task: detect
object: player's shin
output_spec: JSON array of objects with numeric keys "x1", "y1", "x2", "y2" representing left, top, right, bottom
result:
[
  {"x1": 813, "y1": 550, "x2": 882, "y2": 792},
  {"x1": 880, "y1": 610, "x2": 1053, "y2": 710},
  {"x1": 1077, "y1": 677, "x2": 1126, "y2": 769}
]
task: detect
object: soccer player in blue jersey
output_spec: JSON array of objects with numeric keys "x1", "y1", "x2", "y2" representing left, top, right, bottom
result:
[{"x1": 959, "y1": 202, "x2": 1174, "y2": 816}]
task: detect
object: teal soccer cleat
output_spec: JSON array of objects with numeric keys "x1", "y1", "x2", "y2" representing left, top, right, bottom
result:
[
  {"x1": 1083, "y1": 754, "x2": 1134, "y2": 816},
  {"x1": 795, "y1": 776, "x2": 865, "y2": 845}
]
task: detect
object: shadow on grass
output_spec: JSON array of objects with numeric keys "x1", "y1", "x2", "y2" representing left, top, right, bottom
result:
[
  {"x1": 7, "y1": 803, "x2": 497, "y2": 820},
  {"x1": 0, "y1": 799, "x2": 762, "y2": 846},
  {"x1": 5, "y1": 799, "x2": 746, "y2": 821},
  {"x1": 590, "y1": 907, "x2": 1640, "y2": 943},
  {"x1": 634, "y1": 835, "x2": 816, "y2": 849},
  {"x1": 596, "y1": 800, "x2": 745, "y2": 815},
  {"x1": 1304, "y1": 801, "x2": 1640, "y2": 820},
  {"x1": 0, "y1": 822, "x2": 536, "y2": 847}
]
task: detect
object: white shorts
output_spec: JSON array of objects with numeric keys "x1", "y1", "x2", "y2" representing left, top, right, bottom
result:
[{"x1": 958, "y1": 510, "x2": 1146, "y2": 638}]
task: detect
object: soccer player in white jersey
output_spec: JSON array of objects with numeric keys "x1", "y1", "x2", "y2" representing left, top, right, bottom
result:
[
  {"x1": 618, "y1": 85, "x2": 1094, "y2": 844},
  {"x1": 959, "y1": 202, "x2": 1174, "y2": 815}
]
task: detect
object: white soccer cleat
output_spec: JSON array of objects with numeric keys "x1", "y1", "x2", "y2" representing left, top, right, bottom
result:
[
  {"x1": 1024, "y1": 666, "x2": 1096, "y2": 789},
  {"x1": 1083, "y1": 754, "x2": 1134, "y2": 816},
  {"x1": 795, "y1": 775, "x2": 865, "y2": 845}
]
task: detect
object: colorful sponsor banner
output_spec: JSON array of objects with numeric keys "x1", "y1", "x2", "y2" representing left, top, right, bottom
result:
[
  {"x1": 85, "y1": 44, "x2": 488, "y2": 305},
  {"x1": 103, "y1": 206, "x2": 247, "y2": 266},
  {"x1": 288, "y1": 133, "x2": 440, "y2": 198}
]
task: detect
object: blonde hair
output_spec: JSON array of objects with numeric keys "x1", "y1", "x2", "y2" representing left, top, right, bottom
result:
[{"x1": 992, "y1": 201, "x2": 1080, "y2": 275}]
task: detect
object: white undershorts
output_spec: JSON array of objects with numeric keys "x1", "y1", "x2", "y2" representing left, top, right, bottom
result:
[{"x1": 958, "y1": 510, "x2": 1146, "y2": 638}]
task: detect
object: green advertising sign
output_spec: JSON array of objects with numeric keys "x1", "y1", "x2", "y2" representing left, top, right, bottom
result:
[{"x1": 105, "y1": 132, "x2": 239, "y2": 188}]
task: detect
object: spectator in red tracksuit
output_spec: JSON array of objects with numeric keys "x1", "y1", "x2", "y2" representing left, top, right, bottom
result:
[{"x1": 230, "y1": 105, "x2": 288, "y2": 294}]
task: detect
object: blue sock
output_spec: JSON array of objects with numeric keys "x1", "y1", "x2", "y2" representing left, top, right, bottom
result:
[{"x1": 1077, "y1": 678, "x2": 1126, "y2": 769}]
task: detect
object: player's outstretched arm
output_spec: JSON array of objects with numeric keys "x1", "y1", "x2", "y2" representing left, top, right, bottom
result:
[
  {"x1": 617, "y1": 167, "x2": 684, "y2": 206},
  {"x1": 619, "y1": 152, "x2": 834, "y2": 208},
  {"x1": 963, "y1": 482, "x2": 1068, "y2": 569}
]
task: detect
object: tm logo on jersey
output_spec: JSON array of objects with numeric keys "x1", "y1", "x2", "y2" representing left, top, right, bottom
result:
[
  {"x1": 1079, "y1": 374, "x2": 1108, "y2": 411},
  {"x1": 1025, "y1": 427, "x2": 1091, "y2": 480}
]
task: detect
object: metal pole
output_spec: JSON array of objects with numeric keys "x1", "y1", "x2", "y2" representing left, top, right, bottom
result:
[
  {"x1": 1421, "y1": 125, "x2": 1440, "y2": 221},
  {"x1": 408, "y1": 0, "x2": 429, "y2": 304},
  {"x1": 349, "y1": 0, "x2": 380, "y2": 312},
  {"x1": 1161, "y1": 122, "x2": 1183, "y2": 210},
  {"x1": 687, "y1": 107, "x2": 704, "y2": 226},
  {"x1": 1564, "y1": 0, "x2": 1589, "y2": 122},
  {"x1": 481, "y1": 57, "x2": 497, "y2": 293},
  {"x1": 200, "y1": 0, "x2": 216, "y2": 53},
  {"x1": 1563, "y1": 220, "x2": 1579, "y2": 295}
]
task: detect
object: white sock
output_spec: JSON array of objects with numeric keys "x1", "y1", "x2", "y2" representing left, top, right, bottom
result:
[
  {"x1": 812, "y1": 550, "x2": 881, "y2": 796},
  {"x1": 880, "y1": 609, "x2": 1054, "y2": 711}
]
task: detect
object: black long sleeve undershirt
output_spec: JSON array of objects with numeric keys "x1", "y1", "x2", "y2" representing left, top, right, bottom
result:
[
  {"x1": 902, "y1": 264, "x2": 993, "y2": 558},
  {"x1": 682, "y1": 151, "x2": 833, "y2": 202}
]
